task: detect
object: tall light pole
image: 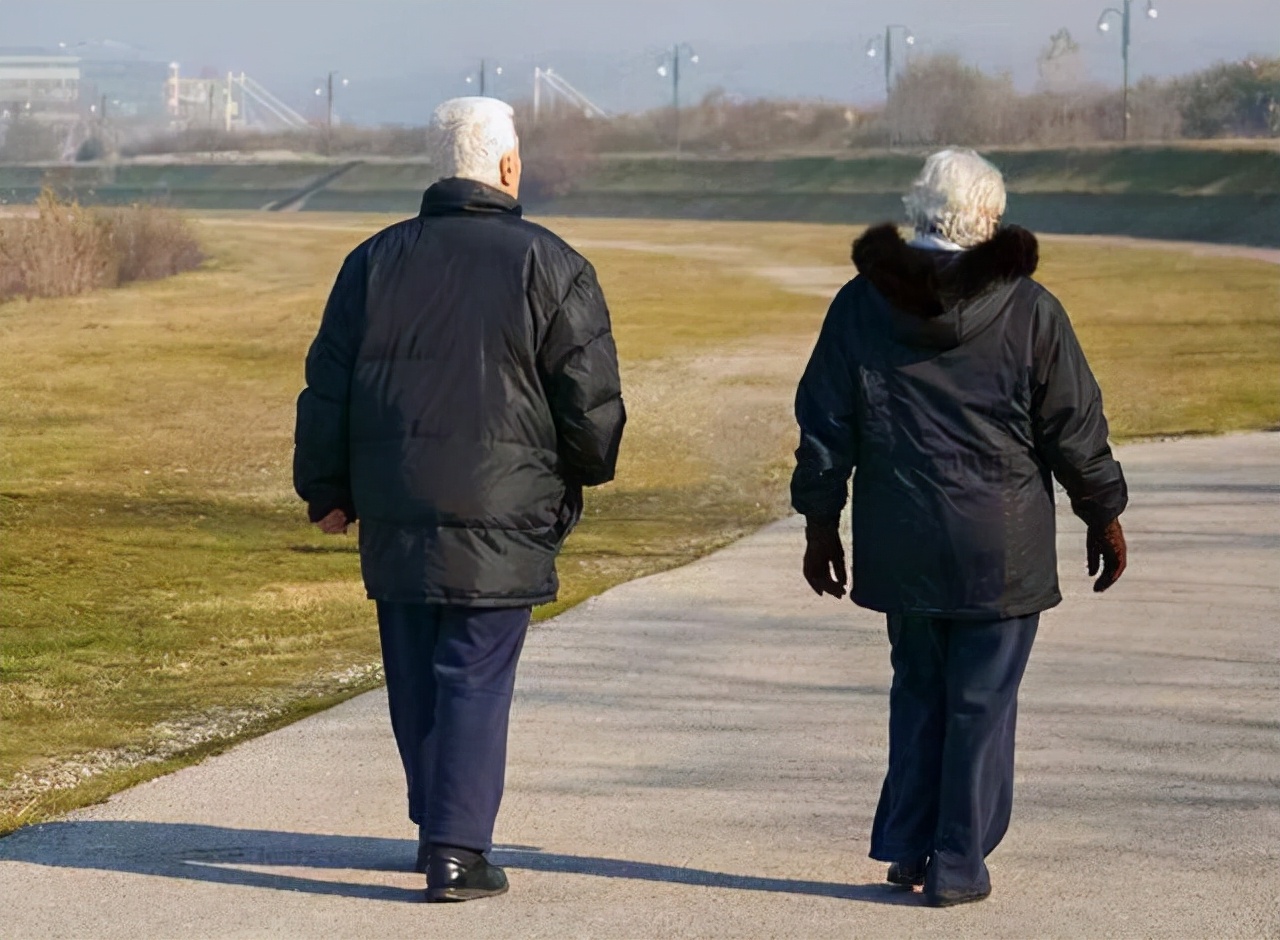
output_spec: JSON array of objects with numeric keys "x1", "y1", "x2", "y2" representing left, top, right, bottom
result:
[
  {"x1": 657, "y1": 43, "x2": 699, "y2": 157},
  {"x1": 1098, "y1": 0, "x2": 1158, "y2": 140},
  {"x1": 865, "y1": 24, "x2": 915, "y2": 98},
  {"x1": 866, "y1": 25, "x2": 914, "y2": 146},
  {"x1": 465, "y1": 59, "x2": 503, "y2": 96},
  {"x1": 314, "y1": 70, "x2": 348, "y2": 156}
]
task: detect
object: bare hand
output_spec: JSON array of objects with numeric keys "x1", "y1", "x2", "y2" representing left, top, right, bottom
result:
[
  {"x1": 317, "y1": 508, "x2": 350, "y2": 535},
  {"x1": 1087, "y1": 518, "x2": 1127, "y2": 592}
]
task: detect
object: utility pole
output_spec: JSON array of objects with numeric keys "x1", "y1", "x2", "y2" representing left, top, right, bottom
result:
[
  {"x1": 866, "y1": 25, "x2": 915, "y2": 98},
  {"x1": 325, "y1": 70, "x2": 334, "y2": 156},
  {"x1": 1099, "y1": 0, "x2": 1158, "y2": 140},
  {"x1": 883, "y1": 26, "x2": 892, "y2": 97},
  {"x1": 866, "y1": 26, "x2": 914, "y2": 146},
  {"x1": 318, "y1": 70, "x2": 348, "y2": 155},
  {"x1": 659, "y1": 43, "x2": 698, "y2": 158},
  {"x1": 466, "y1": 59, "x2": 501, "y2": 97}
]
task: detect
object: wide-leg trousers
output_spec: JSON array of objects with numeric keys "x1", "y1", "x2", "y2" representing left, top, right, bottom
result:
[
  {"x1": 376, "y1": 601, "x2": 531, "y2": 854},
  {"x1": 869, "y1": 612, "x2": 1039, "y2": 896}
]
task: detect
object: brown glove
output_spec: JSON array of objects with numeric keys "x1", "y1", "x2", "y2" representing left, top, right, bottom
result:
[
  {"x1": 803, "y1": 520, "x2": 847, "y2": 599},
  {"x1": 1087, "y1": 517, "x2": 1127, "y2": 593}
]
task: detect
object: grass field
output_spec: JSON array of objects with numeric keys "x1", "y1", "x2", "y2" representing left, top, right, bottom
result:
[{"x1": 1, "y1": 213, "x2": 1277, "y2": 834}]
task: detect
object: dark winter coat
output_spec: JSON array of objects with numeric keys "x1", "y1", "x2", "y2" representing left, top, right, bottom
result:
[
  {"x1": 294, "y1": 178, "x2": 626, "y2": 606},
  {"x1": 791, "y1": 224, "x2": 1127, "y2": 619}
]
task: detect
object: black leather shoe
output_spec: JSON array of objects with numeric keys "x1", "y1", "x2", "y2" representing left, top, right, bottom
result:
[
  {"x1": 886, "y1": 860, "x2": 927, "y2": 888},
  {"x1": 424, "y1": 847, "x2": 509, "y2": 903},
  {"x1": 924, "y1": 885, "x2": 992, "y2": 907}
]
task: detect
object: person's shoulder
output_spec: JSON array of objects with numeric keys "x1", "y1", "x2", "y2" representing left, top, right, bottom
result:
[
  {"x1": 1020, "y1": 277, "x2": 1068, "y2": 322},
  {"x1": 512, "y1": 217, "x2": 594, "y2": 286},
  {"x1": 337, "y1": 216, "x2": 425, "y2": 271},
  {"x1": 520, "y1": 217, "x2": 587, "y2": 263},
  {"x1": 363, "y1": 216, "x2": 425, "y2": 254},
  {"x1": 829, "y1": 275, "x2": 876, "y2": 319}
]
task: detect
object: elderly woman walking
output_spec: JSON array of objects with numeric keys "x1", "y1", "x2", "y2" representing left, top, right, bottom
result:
[{"x1": 791, "y1": 149, "x2": 1128, "y2": 907}]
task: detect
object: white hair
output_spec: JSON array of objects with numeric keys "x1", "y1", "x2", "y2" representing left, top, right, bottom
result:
[
  {"x1": 903, "y1": 149, "x2": 1007, "y2": 249},
  {"x1": 428, "y1": 96, "x2": 518, "y2": 187}
]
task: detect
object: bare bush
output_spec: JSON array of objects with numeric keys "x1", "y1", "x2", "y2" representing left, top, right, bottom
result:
[
  {"x1": 0, "y1": 190, "x2": 202, "y2": 304},
  {"x1": 512, "y1": 104, "x2": 602, "y2": 198},
  {"x1": 99, "y1": 204, "x2": 205, "y2": 283}
]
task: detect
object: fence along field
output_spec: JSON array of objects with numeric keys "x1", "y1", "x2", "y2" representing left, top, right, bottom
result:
[{"x1": 0, "y1": 212, "x2": 1277, "y2": 834}]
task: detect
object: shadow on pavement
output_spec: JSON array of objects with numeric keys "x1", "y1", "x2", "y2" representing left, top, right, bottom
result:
[{"x1": 0, "y1": 821, "x2": 915, "y2": 905}]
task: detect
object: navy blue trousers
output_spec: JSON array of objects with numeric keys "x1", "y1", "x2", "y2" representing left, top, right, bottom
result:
[
  {"x1": 376, "y1": 602, "x2": 530, "y2": 854},
  {"x1": 869, "y1": 613, "x2": 1039, "y2": 896}
]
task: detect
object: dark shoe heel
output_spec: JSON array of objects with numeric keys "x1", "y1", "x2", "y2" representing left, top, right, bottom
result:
[
  {"x1": 887, "y1": 859, "x2": 927, "y2": 888},
  {"x1": 424, "y1": 846, "x2": 509, "y2": 903}
]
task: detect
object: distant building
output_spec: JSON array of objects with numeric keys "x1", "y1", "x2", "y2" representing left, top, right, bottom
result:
[
  {"x1": 0, "y1": 51, "x2": 80, "y2": 118},
  {"x1": 81, "y1": 59, "x2": 169, "y2": 120}
]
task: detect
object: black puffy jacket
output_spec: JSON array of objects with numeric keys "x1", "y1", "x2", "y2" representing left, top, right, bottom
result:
[
  {"x1": 791, "y1": 224, "x2": 1127, "y2": 619},
  {"x1": 294, "y1": 178, "x2": 625, "y2": 606}
]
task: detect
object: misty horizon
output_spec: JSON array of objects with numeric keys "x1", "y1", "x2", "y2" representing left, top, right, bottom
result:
[{"x1": 6, "y1": 0, "x2": 1278, "y2": 124}]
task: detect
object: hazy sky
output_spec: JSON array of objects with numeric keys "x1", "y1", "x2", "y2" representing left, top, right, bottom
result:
[{"x1": 6, "y1": 0, "x2": 1277, "y2": 122}]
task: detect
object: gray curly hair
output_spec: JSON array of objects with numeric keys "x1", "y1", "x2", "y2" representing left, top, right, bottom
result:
[
  {"x1": 428, "y1": 96, "x2": 518, "y2": 188},
  {"x1": 903, "y1": 149, "x2": 1007, "y2": 248}
]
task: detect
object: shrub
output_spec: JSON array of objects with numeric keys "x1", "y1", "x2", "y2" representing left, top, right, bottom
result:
[
  {"x1": 99, "y1": 204, "x2": 205, "y2": 283},
  {"x1": 75, "y1": 138, "x2": 106, "y2": 162},
  {"x1": 1178, "y1": 57, "x2": 1280, "y2": 138},
  {"x1": 0, "y1": 190, "x2": 203, "y2": 304}
]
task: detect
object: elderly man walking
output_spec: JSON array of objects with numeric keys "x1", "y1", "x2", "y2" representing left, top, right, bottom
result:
[
  {"x1": 792, "y1": 149, "x2": 1127, "y2": 907},
  {"x1": 294, "y1": 97, "x2": 625, "y2": 902}
]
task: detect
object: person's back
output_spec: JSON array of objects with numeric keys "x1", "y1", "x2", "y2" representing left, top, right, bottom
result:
[
  {"x1": 809, "y1": 223, "x2": 1116, "y2": 618},
  {"x1": 343, "y1": 179, "x2": 617, "y2": 603},
  {"x1": 792, "y1": 149, "x2": 1126, "y2": 907},
  {"x1": 294, "y1": 96, "x2": 624, "y2": 902}
]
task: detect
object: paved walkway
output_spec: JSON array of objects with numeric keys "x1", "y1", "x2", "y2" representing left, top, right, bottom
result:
[{"x1": 3, "y1": 434, "x2": 1277, "y2": 938}]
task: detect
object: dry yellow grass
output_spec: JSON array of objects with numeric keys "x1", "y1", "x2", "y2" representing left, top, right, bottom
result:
[{"x1": 1, "y1": 211, "x2": 1276, "y2": 834}]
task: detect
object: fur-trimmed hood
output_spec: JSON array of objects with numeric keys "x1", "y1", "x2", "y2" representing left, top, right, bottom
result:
[{"x1": 852, "y1": 223, "x2": 1039, "y2": 320}]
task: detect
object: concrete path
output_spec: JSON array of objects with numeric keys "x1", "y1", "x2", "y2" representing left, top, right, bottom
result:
[{"x1": 3, "y1": 434, "x2": 1278, "y2": 939}]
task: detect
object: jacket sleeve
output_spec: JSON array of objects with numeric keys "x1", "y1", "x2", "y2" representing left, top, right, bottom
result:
[
  {"x1": 1031, "y1": 291, "x2": 1128, "y2": 528},
  {"x1": 537, "y1": 259, "x2": 626, "y2": 487},
  {"x1": 791, "y1": 288, "x2": 859, "y2": 525},
  {"x1": 293, "y1": 248, "x2": 367, "y2": 522}
]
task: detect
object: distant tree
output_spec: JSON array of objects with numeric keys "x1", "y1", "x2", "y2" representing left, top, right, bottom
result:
[
  {"x1": 1178, "y1": 57, "x2": 1280, "y2": 138},
  {"x1": 75, "y1": 137, "x2": 106, "y2": 162},
  {"x1": 888, "y1": 54, "x2": 1017, "y2": 145},
  {"x1": 1038, "y1": 28, "x2": 1085, "y2": 93}
]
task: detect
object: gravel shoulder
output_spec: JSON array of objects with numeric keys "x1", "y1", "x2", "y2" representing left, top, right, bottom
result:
[{"x1": 2, "y1": 432, "x2": 1276, "y2": 939}]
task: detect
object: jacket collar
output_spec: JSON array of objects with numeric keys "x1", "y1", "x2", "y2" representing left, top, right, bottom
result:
[
  {"x1": 852, "y1": 223, "x2": 1039, "y2": 319},
  {"x1": 419, "y1": 177, "x2": 522, "y2": 217}
]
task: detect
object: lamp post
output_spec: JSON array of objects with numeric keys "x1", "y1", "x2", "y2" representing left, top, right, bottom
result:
[
  {"x1": 314, "y1": 70, "x2": 349, "y2": 156},
  {"x1": 866, "y1": 25, "x2": 915, "y2": 145},
  {"x1": 1098, "y1": 0, "x2": 1158, "y2": 140},
  {"x1": 865, "y1": 24, "x2": 915, "y2": 98},
  {"x1": 464, "y1": 60, "x2": 503, "y2": 96},
  {"x1": 657, "y1": 42, "x2": 699, "y2": 157}
]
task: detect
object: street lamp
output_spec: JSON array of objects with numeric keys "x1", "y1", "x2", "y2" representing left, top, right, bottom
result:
[
  {"x1": 464, "y1": 60, "x2": 502, "y2": 96},
  {"x1": 657, "y1": 42, "x2": 698, "y2": 157},
  {"x1": 865, "y1": 24, "x2": 915, "y2": 98},
  {"x1": 314, "y1": 71, "x2": 349, "y2": 156},
  {"x1": 1098, "y1": 0, "x2": 1158, "y2": 140}
]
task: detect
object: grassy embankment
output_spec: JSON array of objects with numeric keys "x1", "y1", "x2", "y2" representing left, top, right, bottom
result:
[
  {"x1": 1, "y1": 214, "x2": 1277, "y2": 834},
  {"x1": 2, "y1": 144, "x2": 1277, "y2": 244}
]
